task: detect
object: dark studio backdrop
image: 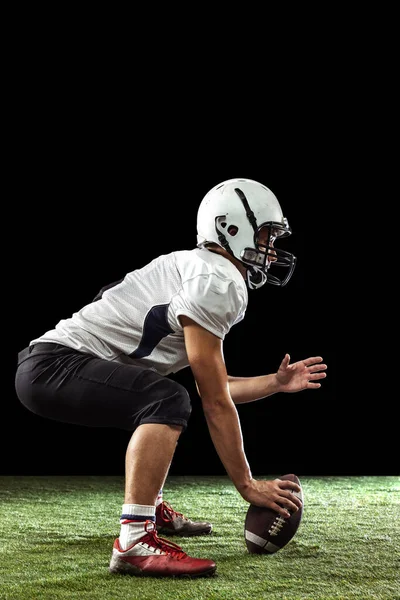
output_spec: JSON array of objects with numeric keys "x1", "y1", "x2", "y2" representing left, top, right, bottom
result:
[
  {"x1": 8, "y1": 138, "x2": 391, "y2": 478},
  {"x1": 10, "y1": 160, "x2": 340, "y2": 477},
  {"x1": 6, "y1": 49, "x2": 395, "y2": 477}
]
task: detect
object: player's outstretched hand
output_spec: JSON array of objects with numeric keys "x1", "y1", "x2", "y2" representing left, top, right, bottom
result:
[{"x1": 275, "y1": 354, "x2": 327, "y2": 393}]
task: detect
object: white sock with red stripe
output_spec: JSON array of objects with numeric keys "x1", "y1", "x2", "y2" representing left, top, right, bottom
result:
[
  {"x1": 119, "y1": 504, "x2": 156, "y2": 550},
  {"x1": 156, "y1": 488, "x2": 163, "y2": 507}
]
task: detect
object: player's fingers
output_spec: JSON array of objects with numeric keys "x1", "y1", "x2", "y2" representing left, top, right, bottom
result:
[
  {"x1": 303, "y1": 356, "x2": 323, "y2": 366},
  {"x1": 278, "y1": 489, "x2": 303, "y2": 509},
  {"x1": 277, "y1": 479, "x2": 301, "y2": 494},
  {"x1": 308, "y1": 363, "x2": 327, "y2": 373},
  {"x1": 309, "y1": 371, "x2": 327, "y2": 380},
  {"x1": 269, "y1": 502, "x2": 292, "y2": 519},
  {"x1": 275, "y1": 496, "x2": 300, "y2": 514}
]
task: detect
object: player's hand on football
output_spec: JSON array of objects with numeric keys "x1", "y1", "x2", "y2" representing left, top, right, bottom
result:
[
  {"x1": 242, "y1": 478, "x2": 302, "y2": 519},
  {"x1": 275, "y1": 354, "x2": 327, "y2": 393}
]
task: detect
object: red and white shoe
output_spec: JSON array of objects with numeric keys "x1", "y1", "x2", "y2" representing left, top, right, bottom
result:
[
  {"x1": 109, "y1": 520, "x2": 216, "y2": 578},
  {"x1": 156, "y1": 501, "x2": 212, "y2": 536}
]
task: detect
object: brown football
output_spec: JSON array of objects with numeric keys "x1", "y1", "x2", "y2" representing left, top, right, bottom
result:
[{"x1": 244, "y1": 473, "x2": 304, "y2": 554}]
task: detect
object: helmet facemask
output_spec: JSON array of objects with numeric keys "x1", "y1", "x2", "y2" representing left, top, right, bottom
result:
[
  {"x1": 241, "y1": 222, "x2": 297, "y2": 288},
  {"x1": 215, "y1": 215, "x2": 296, "y2": 289}
]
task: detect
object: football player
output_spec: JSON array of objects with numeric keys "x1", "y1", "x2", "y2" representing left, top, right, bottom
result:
[{"x1": 15, "y1": 178, "x2": 327, "y2": 578}]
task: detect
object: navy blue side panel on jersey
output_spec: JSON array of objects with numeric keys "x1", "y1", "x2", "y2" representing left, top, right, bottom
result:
[{"x1": 130, "y1": 304, "x2": 174, "y2": 359}]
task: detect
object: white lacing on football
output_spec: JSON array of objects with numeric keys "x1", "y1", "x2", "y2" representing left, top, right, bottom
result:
[{"x1": 268, "y1": 515, "x2": 285, "y2": 536}]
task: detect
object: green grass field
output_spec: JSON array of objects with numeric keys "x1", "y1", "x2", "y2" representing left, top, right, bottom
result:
[{"x1": 0, "y1": 475, "x2": 399, "y2": 600}]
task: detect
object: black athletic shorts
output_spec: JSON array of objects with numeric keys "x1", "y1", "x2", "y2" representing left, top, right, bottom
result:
[{"x1": 15, "y1": 343, "x2": 192, "y2": 431}]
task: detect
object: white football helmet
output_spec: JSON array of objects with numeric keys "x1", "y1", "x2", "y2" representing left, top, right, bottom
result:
[{"x1": 196, "y1": 178, "x2": 296, "y2": 289}]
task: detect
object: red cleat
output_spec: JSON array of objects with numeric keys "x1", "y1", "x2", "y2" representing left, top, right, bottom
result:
[
  {"x1": 156, "y1": 501, "x2": 212, "y2": 536},
  {"x1": 109, "y1": 520, "x2": 216, "y2": 578}
]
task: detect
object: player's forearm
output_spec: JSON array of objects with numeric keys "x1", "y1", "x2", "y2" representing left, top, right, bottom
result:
[
  {"x1": 202, "y1": 399, "x2": 253, "y2": 492},
  {"x1": 227, "y1": 374, "x2": 280, "y2": 404}
]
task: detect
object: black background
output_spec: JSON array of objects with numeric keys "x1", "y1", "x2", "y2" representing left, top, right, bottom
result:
[{"x1": 5, "y1": 43, "x2": 395, "y2": 478}]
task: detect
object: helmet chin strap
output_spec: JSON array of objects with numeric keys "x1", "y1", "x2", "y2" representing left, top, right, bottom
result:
[{"x1": 246, "y1": 267, "x2": 267, "y2": 290}]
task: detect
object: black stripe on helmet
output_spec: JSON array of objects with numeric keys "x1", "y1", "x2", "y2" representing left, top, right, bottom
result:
[{"x1": 234, "y1": 188, "x2": 258, "y2": 232}]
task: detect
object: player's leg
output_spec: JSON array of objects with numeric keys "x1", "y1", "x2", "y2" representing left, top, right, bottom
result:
[
  {"x1": 112, "y1": 421, "x2": 215, "y2": 577},
  {"x1": 124, "y1": 423, "x2": 181, "y2": 506},
  {"x1": 15, "y1": 343, "x2": 216, "y2": 577},
  {"x1": 15, "y1": 343, "x2": 190, "y2": 430}
]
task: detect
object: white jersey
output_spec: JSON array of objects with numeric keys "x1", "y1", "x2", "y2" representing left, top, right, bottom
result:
[{"x1": 31, "y1": 248, "x2": 248, "y2": 376}]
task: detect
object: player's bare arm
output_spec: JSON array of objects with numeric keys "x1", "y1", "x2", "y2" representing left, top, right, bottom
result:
[
  {"x1": 227, "y1": 354, "x2": 327, "y2": 404},
  {"x1": 181, "y1": 316, "x2": 302, "y2": 518}
]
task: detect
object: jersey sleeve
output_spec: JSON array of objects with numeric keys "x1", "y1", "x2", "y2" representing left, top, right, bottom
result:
[{"x1": 171, "y1": 272, "x2": 247, "y2": 339}]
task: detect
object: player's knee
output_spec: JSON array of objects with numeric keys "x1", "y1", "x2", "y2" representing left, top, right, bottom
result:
[{"x1": 161, "y1": 380, "x2": 192, "y2": 425}]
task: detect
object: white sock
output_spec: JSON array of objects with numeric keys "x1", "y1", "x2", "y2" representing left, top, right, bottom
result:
[
  {"x1": 119, "y1": 503, "x2": 155, "y2": 550},
  {"x1": 156, "y1": 489, "x2": 163, "y2": 507}
]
